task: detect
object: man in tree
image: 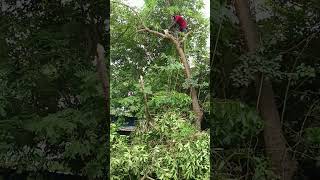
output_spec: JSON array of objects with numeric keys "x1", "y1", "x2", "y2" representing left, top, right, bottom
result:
[{"x1": 169, "y1": 15, "x2": 187, "y2": 36}]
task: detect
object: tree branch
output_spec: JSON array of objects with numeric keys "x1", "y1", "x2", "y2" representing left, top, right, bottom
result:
[
  {"x1": 111, "y1": 0, "x2": 146, "y2": 28},
  {"x1": 112, "y1": 0, "x2": 193, "y2": 45},
  {"x1": 138, "y1": 28, "x2": 167, "y2": 38},
  {"x1": 146, "y1": 176, "x2": 155, "y2": 180},
  {"x1": 139, "y1": 75, "x2": 152, "y2": 123},
  {"x1": 180, "y1": 30, "x2": 193, "y2": 43},
  {"x1": 140, "y1": 175, "x2": 155, "y2": 180}
]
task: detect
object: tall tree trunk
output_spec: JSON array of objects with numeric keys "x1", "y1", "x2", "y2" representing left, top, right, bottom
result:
[
  {"x1": 234, "y1": 1, "x2": 297, "y2": 179},
  {"x1": 173, "y1": 38, "x2": 203, "y2": 129},
  {"x1": 139, "y1": 28, "x2": 203, "y2": 129},
  {"x1": 96, "y1": 43, "x2": 109, "y2": 113},
  {"x1": 96, "y1": 43, "x2": 110, "y2": 179}
]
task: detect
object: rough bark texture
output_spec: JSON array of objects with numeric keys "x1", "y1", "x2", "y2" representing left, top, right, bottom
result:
[
  {"x1": 96, "y1": 43, "x2": 109, "y2": 113},
  {"x1": 234, "y1": 0, "x2": 297, "y2": 179},
  {"x1": 96, "y1": 43, "x2": 110, "y2": 179},
  {"x1": 172, "y1": 36, "x2": 203, "y2": 129},
  {"x1": 139, "y1": 28, "x2": 203, "y2": 129}
]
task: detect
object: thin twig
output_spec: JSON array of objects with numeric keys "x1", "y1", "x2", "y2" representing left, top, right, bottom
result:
[
  {"x1": 111, "y1": 1, "x2": 146, "y2": 28},
  {"x1": 180, "y1": 31, "x2": 193, "y2": 43},
  {"x1": 139, "y1": 75, "x2": 152, "y2": 123},
  {"x1": 114, "y1": 25, "x2": 130, "y2": 40},
  {"x1": 211, "y1": 21, "x2": 222, "y2": 68},
  {"x1": 256, "y1": 74, "x2": 264, "y2": 111},
  {"x1": 280, "y1": 32, "x2": 318, "y2": 55},
  {"x1": 292, "y1": 99, "x2": 319, "y2": 159},
  {"x1": 280, "y1": 34, "x2": 315, "y2": 124}
]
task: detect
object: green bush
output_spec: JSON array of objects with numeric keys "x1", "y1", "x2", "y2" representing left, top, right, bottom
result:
[
  {"x1": 212, "y1": 101, "x2": 264, "y2": 147},
  {"x1": 111, "y1": 112, "x2": 209, "y2": 180}
]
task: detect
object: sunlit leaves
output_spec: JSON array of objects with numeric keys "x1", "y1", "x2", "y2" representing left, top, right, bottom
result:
[
  {"x1": 111, "y1": 111, "x2": 209, "y2": 179},
  {"x1": 149, "y1": 91, "x2": 191, "y2": 114}
]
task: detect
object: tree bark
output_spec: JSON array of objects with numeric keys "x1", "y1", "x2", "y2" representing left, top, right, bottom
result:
[
  {"x1": 234, "y1": 0, "x2": 297, "y2": 179},
  {"x1": 96, "y1": 43, "x2": 109, "y2": 113},
  {"x1": 172, "y1": 37, "x2": 203, "y2": 129},
  {"x1": 139, "y1": 28, "x2": 203, "y2": 129},
  {"x1": 95, "y1": 43, "x2": 110, "y2": 180}
]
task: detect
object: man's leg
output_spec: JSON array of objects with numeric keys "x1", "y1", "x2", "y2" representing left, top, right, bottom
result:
[
  {"x1": 178, "y1": 28, "x2": 186, "y2": 37},
  {"x1": 174, "y1": 27, "x2": 179, "y2": 38},
  {"x1": 179, "y1": 28, "x2": 187, "y2": 49}
]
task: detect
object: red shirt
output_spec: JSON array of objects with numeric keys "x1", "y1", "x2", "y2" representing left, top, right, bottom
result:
[{"x1": 174, "y1": 15, "x2": 187, "y2": 30}]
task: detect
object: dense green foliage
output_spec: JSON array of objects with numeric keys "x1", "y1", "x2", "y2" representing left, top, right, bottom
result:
[
  {"x1": 111, "y1": 112, "x2": 209, "y2": 179},
  {"x1": 110, "y1": 0, "x2": 209, "y2": 179},
  {"x1": 0, "y1": 0, "x2": 107, "y2": 178},
  {"x1": 212, "y1": 0, "x2": 320, "y2": 179},
  {"x1": 2, "y1": 0, "x2": 319, "y2": 179}
]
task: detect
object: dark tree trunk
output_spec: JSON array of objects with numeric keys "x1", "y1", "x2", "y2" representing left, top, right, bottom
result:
[
  {"x1": 96, "y1": 43, "x2": 109, "y2": 113},
  {"x1": 95, "y1": 43, "x2": 110, "y2": 180},
  {"x1": 234, "y1": 0, "x2": 297, "y2": 179}
]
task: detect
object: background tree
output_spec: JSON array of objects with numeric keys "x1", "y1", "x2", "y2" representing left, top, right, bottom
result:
[
  {"x1": 212, "y1": 0, "x2": 320, "y2": 179},
  {"x1": 0, "y1": 0, "x2": 108, "y2": 179}
]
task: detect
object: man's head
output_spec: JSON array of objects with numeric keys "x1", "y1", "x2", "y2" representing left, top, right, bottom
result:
[{"x1": 172, "y1": 15, "x2": 176, "y2": 21}]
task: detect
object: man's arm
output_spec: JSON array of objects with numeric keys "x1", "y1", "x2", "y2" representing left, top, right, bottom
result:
[{"x1": 168, "y1": 22, "x2": 176, "y2": 31}]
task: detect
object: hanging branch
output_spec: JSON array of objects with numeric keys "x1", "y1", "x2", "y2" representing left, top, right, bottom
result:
[
  {"x1": 180, "y1": 31, "x2": 193, "y2": 43},
  {"x1": 111, "y1": 0, "x2": 147, "y2": 28},
  {"x1": 139, "y1": 75, "x2": 152, "y2": 124}
]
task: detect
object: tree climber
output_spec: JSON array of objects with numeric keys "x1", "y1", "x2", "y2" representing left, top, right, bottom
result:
[
  {"x1": 166, "y1": 15, "x2": 188, "y2": 50},
  {"x1": 169, "y1": 15, "x2": 187, "y2": 35}
]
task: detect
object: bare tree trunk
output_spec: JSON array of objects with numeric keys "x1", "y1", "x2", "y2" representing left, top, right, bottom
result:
[
  {"x1": 95, "y1": 43, "x2": 110, "y2": 179},
  {"x1": 96, "y1": 43, "x2": 109, "y2": 113},
  {"x1": 234, "y1": 0, "x2": 297, "y2": 179},
  {"x1": 173, "y1": 39, "x2": 203, "y2": 129}
]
